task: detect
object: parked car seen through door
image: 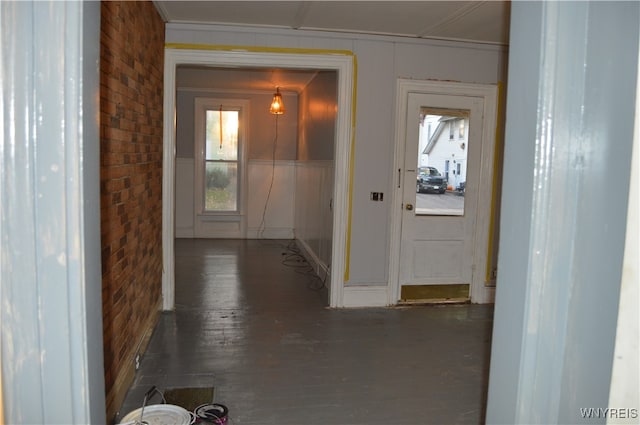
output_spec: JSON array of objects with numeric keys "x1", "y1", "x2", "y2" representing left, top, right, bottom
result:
[{"x1": 416, "y1": 166, "x2": 447, "y2": 194}]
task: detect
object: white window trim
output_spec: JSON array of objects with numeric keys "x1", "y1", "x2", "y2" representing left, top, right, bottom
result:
[{"x1": 194, "y1": 97, "x2": 249, "y2": 219}]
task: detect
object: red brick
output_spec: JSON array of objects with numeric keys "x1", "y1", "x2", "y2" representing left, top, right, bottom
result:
[{"x1": 100, "y1": 1, "x2": 164, "y2": 418}]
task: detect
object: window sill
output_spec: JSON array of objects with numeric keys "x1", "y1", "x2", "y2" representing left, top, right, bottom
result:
[{"x1": 197, "y1": 214, "x2": 242, "y2": 222}]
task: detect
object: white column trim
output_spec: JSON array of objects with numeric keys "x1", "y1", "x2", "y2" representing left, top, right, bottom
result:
[{"x1": 0, "y1": 2, "x2": 105, "y2": 422}]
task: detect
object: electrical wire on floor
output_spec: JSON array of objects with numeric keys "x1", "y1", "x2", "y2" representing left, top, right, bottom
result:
[
  {"x1": 279, "y1": 240, "x2": 329, "y2": 291},
  {"x1": 257, "y1": 114, "x2": 278, "y2": 240},
  {"x1": 255, "y1": 106, "x2": 328, "y2": 292}
]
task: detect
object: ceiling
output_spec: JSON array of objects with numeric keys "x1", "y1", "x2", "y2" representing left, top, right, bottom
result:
[
  {"x1": 158, "y1": 1, "x2": 511, "y2": 93},
  {"x1": 155, "y1": 1, "x2": 510, "y2": 45},
  {"x1": 176, "y1": 66, "x2": 323, "y2": 93}
]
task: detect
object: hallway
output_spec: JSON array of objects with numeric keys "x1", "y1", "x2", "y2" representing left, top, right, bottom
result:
[{"x1": 118, "y1": 239, "x2": 493, "y2": 424}]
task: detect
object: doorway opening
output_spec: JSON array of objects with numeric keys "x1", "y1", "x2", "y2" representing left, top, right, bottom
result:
[
  {"x1": 162, "y1": 47, "x2": 355, "y2": 310},
  {"x1": 174, "y1": 65, "x2": 336, "y2": 299}
]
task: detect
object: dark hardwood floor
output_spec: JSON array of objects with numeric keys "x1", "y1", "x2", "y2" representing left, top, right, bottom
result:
[{"x1": 118, "y1": 239, "x2": 493, "y2": 424}]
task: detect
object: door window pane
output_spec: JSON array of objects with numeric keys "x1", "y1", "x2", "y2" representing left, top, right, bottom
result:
[{"x1": 416, "y1": 109, "x2": 469, "y2": 216}]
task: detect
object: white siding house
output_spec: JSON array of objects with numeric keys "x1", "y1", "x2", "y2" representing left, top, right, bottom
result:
[{"x1": 421, "y1": 116, "x2": 469, "y2": 190}]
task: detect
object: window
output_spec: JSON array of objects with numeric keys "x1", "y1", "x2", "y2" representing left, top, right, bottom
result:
[
  {"x1": 417, "y1": 109, "x2": 469, "y2": 216},
  {"x1": 194, "y1": 98, "x2": 248, "y2": 216},
  {"x1": 458, "y1": 119, "x2": 465, "y2": 139},
  {"x1": 204, "y1": 109, "x2": 239, "y2": 211}
]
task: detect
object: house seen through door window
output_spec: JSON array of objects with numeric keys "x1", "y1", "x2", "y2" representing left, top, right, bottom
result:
[{"x1": 417, "y1": 109, "x2": 470, "y2": 216}]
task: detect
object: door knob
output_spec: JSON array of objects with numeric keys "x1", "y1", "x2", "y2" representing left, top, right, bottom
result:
[{"x1": 405, "y1": 203, "x2": 414, "y2": 211}]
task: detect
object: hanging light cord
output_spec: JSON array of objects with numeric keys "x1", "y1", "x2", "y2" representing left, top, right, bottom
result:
[
  {"x1": 258, "y1": 114, "x2": 279, "y2": 238},
  {"x1": 219, "y1": 104, "x2": 223, "y2": 149}
]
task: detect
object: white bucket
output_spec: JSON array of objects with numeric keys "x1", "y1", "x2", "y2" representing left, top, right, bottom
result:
[{"x1": 119, "y1": 404, "x2": 193, "y2": 425}]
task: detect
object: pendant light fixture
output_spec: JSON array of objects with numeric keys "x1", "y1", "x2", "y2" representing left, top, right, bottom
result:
[{"x1": 269, "y1": 87, "x2": 285, "y2": 115}]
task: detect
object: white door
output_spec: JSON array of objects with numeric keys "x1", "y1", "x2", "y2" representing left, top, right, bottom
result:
[{"x1": 398, "y1": 92, "x2": 484, "y2": 301}]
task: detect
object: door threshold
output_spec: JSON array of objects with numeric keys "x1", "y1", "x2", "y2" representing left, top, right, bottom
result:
[
  {"x1": 397, "y1": 297, "x2": 470, "y2": 306},
  {"x1": 400, "y1": 283, "x2": 470, "y2": 302}
]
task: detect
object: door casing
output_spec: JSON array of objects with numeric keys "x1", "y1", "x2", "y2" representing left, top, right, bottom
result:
[
  {"x1": 399, "y1": 93, "x2": 483, "y2": 295},
  {"x1": 389, "y1": 79, "x2": 499, "y2": 304}
]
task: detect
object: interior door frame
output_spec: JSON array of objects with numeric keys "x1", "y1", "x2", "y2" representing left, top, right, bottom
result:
[
  {"x1": 388, "y1": 79, "x2": 498, "y2": 304},
  {"x1": 162, "y1": 46, "x2": 355, "y2": 310}
]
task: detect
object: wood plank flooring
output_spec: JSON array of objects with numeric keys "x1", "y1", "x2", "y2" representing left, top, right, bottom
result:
[{"x1": 118, "y1": 239, "x2": 493, "y2": 424}]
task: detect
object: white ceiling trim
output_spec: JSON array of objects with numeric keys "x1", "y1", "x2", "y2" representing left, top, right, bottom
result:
[{"x1": 165, "y1": 22, "x2": 508, "y2": 51}]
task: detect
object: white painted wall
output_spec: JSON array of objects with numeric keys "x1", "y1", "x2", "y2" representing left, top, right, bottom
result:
[
  {"x1": 166, "y1": 23, "x2": 506, "y2": 287},
  {"x1": 295, "y1": 70, "x2": 337, "y2": 275},
  {"x1": 608, "y1": 149, "x2": 640, "y2": 422},
  {"x1": 298, "y1": 71, "x2": 337, "y2": 160},
  {"x1": 607, "y1": 29, "x2": 640, "y2": 422},
  {"x1": 247, "y1": 160, "x2": 296, "y2": 239}
]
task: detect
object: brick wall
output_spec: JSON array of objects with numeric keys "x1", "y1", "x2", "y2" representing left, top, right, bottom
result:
[{"x1": 99, "y1": 1, "x2": 165, "y2": 419}]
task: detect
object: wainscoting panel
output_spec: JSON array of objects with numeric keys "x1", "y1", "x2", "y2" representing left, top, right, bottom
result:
[
  {"x1": 247, "y1": 160, "x2": 296, "y2": 239},
  {"x1": 294, "y1": 161, "x2": 334, "y2": 274}
]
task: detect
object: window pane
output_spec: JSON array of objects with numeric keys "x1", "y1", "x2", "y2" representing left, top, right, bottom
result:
[
  {"x1": 205, "y1": 162, "x2": 237, "y2": 211},
  {"x1": 416, "y1": 110, "x2": 469, "y2": 216},
  {"x1": 206, "y1": 110, "x2": 238, "y2": 161}
]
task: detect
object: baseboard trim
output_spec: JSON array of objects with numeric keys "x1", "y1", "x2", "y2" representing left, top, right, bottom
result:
[
  {"x1": 246, "y1": 227, "x2": 294, "y2": 239},
  {"x1": 175, "y1": 226, "x2": 194, "y2": 238},
  {"x1": 295, "y1": 238, "x2": 330, "y2": 281},
  {"x1": 343, "y1": 285, "x2": 389, "y2": 307}
]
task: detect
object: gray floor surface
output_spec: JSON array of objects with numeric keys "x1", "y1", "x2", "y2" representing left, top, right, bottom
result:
[{"x1": 118, "y1": 239, "x2": 493, "y2": 424}]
